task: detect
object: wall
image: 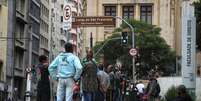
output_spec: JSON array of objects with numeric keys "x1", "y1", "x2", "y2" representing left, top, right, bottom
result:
[
  {"x1": 157, "y1": 77, "x2": 201, "y2": 101},
  {"x1": 0, "y1": 4, "x2": 8, "y2": 82},
  {"x1": 84, "y1": 0, "x2": 177, "y2": 52}
]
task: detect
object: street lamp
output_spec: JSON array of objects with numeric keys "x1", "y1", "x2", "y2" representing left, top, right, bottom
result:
[{"x1": 113, "y1": 16, "x2": 136, "y2": 82}]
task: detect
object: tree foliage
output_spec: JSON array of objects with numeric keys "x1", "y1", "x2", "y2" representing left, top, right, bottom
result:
[{"x1": 93, "y1": 19, "x2": 176, "y2": 79}]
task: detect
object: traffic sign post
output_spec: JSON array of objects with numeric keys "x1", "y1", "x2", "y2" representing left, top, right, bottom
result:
[
  {"x1": 129, "y1": 48, "x2": 138, "y2": 56},
  {"x1": 63, "y1": 1, "x2": 72, "y2": 31},
  {"x1": 25, "y1": 67, "x2": 32, "y2": 101}
]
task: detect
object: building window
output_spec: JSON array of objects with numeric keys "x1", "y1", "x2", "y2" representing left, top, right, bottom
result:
[
  {"x1": 104, "y1": 6, "x2": 116, "y2": 16},
  {"x1": 32, "y1": 53, "x2": 39, "y2": 66},
  {"x1": 122, "y1": 6, "x2": 134, "y2": 19},
  {"x1": 41, "y1": 3, "x2": 49, "y2": 19},
  {"x1": 140, "y1": 5, "x2": 152, "y2": 24},
  {"x1": 41, "y1": 20, "x2": 49, "y2": 33},
  {"x1": 30, "y1": 1, "x2": 40, "y2": 20},
  {"x1": 14, "y1": 48, "x2": 24, "y2": 68},
  {"x1": 16, "y1": 0, "x2": 25, "y2": 14},
  {"x1": 60, "y1": 28, "x2": 63, "y2": 34},
  {"x1": 32, "y1": 36, "x2": 39, "y2": 52},
  {"x1": 61, "y1": 4, "x2": 63, "y2": 10},
  {"x1": 31, "y1": 18, "x2": 40, "y2": 35},
  {"x1": 16, "y1": 21, "x2": 24, "y2": 40},
  {"x1": 40, "y1": 35, "x2": 48, "y2": 48},
  {"x1": 35, "y1": 0, "x2": 40, "y2": 4},
  {"x1": 60, "y1": 40, "x2": 65, "y2": 47},
  {"x1": 61, "y1": 16, "x2": 63, "y2": 22}
]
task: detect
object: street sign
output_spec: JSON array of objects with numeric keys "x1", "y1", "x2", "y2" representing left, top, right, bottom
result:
[
  {"x1": 72, "y1": 16, "x2": 116, "y2": 27},
  {"x1": 26, "y1": 67, "x2": 32, "y2": 73},
  {"x1": 181, "y1": 1, "x2": 196, "y2": 90},
  {"x1": 129, "y1": 48, "x2": 137, "y2": 56},
  {"x1": 64, "y1": 5, "x2": 71, "y2": 20},
  {"x1": 63, "y1": 1, "x2": 72, "y2": 31}
]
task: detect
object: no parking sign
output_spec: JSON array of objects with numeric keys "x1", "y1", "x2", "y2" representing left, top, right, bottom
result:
[
  {"x1": 63, "y1": 1, "x2": 72, "y2": 31},
  {"x1": 129, "y1": 48, "x2": 138, "y2": 56}
]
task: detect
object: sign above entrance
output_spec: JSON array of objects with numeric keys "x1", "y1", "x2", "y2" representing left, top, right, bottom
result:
[{"x1": 72, "y1": 16, "x2": 116, "y2": 27}]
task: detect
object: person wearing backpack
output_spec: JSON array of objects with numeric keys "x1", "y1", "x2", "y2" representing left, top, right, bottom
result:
[
  {"x1": 144, "y1": 75, "x2": 161, "y2": 101},
  {"x1": 81, "y1": 49, "x2": 99, "y2": 101}
]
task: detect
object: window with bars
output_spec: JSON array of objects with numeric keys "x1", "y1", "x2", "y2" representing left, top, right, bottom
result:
[
  {"x1": 140, "y1": 5, "x2": 152, "y2": 24},
  {"x1": 32, "y1": 53, "x2": 39, "y2": 65},
  {"x1": 104, "y1": 6, "x2": 116, "y2": 16},
  {"x1": 15, "y1": 21, "x2": 25, "y2": 40},
  {"x1": 30, "y1": 1, "x2": 40, "y2": 20},
  {"x1": 122, "y1": 6, "x2": 134, "y2": 19},
  {"x1": 14, "y1": 48, "x2": 24, "y2": 68},
  {"x1": 16, "y1": 0, "x2": 25, "y2": 14},
  {"x1": 31, "y1": 18, "x2": 40, "y2": 35},
  {"x1": 32, "y1": 36, "x2": 39, "y2": 52}
]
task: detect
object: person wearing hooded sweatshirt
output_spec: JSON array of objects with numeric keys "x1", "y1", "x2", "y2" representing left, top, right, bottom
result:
[{"x1": 48, "y1": 43, "x2": 83, "y2": 101}]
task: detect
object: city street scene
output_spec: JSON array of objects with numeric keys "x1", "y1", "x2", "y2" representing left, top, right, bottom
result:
[{"x1": 0, "y1": 0, "x2": 201, "y2": 101}]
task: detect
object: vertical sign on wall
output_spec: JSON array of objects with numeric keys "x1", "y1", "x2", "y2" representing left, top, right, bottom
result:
[
  {"x1": 63, "y1": 0, "x2": 72, "y2": 31},
  {"x1": 181, "y1": 0, "x2": 196, "y2": 95}
]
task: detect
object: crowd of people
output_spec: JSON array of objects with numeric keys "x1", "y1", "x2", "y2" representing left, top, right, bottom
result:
[{"x1": 35, "y1": 42, "x2": 193, "y2": 101}]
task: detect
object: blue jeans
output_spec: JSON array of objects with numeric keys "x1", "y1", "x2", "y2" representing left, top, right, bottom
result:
[
  {"x1": 83, "y1": 91, "x2": 95, "y2": 101},
  {"x1": 57, "y1": 78, "x2": 74, "y2": 101}
]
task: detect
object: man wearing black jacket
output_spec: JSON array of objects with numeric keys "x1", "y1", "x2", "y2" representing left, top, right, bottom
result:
[{"x1": 36, "y1": 55, "x2": 50, "y2": 101}]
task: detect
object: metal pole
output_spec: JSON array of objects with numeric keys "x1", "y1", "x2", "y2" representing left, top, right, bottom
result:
[
  {"x1": 113, "y1": 16, "x2": 136, "y2": 82},
  {"x1": 90, "y1": 32, "x2": 93, "y2": 49},
  {"x1": 25, "y1": 68, "x2": 31, "y2": 101}
]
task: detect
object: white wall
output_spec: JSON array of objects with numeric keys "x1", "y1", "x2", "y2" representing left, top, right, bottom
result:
[{"x1": 157, "y1": 77, "x2": 201, "y2": 101}]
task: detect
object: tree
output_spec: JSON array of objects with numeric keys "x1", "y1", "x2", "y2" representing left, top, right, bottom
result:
[
  {"x1": 93, "y1": 19, "x2": 176, "y2": 79},
  {"x1": 194, "y1": 0, "x2": 201, "y2": 50}
]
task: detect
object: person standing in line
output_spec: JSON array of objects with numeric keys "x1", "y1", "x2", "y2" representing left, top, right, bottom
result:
[
  {"x1": 136, "y1": 81, "x2": 145, "y2": 101},
  {"x1": 144, "y1": 75, "x2": 161, "y2": 101},
  {"x1": 96, "y1": 64, "x2": 110, "y2": 101},
  {"x1": 48, "y1": 43, "x2": 83, "y2": 101},
  {"x1": 36, "y1": 55, "x2": 50, "y2": 101},
  {"x1": 106, "y1": 65, "x2": 121, "y2": 101},
  {"x1": 81, "y1": 49, "x2": 99, "y2": 101},
  {"x1": 173, "y1": 85, "x2": 193, "y2": 101}
]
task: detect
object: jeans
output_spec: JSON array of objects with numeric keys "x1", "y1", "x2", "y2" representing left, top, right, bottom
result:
[
  {"x1": 83, "y1": 91, "x2": 95, "y2": 101},
  {"x1": 94, "y1": 90, "x2": 105, "y2": 101},
  {"x1": 57, "y1": 78, "x2": 74, "y2": 101},
  {"x1": 113, "y1": 89, "x2": 121, "y2": 101}
]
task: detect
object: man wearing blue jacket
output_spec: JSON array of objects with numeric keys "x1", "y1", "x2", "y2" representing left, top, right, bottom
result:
[{"x1": 48, "y1": 43, "x2": 83, "y2": 101}]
